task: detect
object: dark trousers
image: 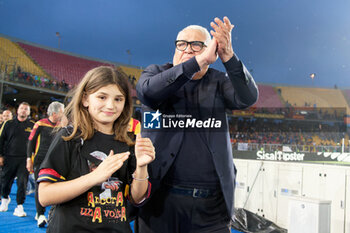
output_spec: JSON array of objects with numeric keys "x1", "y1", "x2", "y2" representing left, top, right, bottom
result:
[
  {"x1": 34, "y1": 164, "x2": 45, "y2": 215},
  {"x1": 138, "y1": 185, "x2": 231, "y2": 233},
  {"x1": 1, "y1": 157, "x2": 29, "y2": 205},
  {"x1": 0, "y1": 166, "x2": 2, "y2": 197}
]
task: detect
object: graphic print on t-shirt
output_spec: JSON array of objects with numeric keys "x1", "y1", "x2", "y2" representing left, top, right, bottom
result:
[
  {"x1": 81, "y1": 149, "x2": 127, "y2": 223},
  {"x1": 87, "y1": 150, "x2": 107, "y2": 171},
  {"x1": 88, "y1": 150, "x2": 123, "y2": 193}
]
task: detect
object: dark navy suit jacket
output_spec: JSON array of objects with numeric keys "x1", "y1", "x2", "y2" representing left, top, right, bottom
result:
[{"x1": 136, "y1": 55, "x2": 258, "y2": 220}]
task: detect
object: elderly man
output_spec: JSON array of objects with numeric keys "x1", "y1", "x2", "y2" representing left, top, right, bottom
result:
[
  {"x1": 26, "y1": 101, "x2": 64, "y2": 227},
  {"x1": 0, "y1": 102, "x2": 34, "y2": 216},
  {"x1": 136, "y1": 17, "x2": 258, "y2": 232}
]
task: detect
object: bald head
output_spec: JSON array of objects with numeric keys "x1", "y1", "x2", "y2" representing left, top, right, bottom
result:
[
  {"x1": 2, "y1": 110, "x2": 13, "y2": 122},
  {"x1": 176, "y1": 25, "x2": 211, "y2": 46}
]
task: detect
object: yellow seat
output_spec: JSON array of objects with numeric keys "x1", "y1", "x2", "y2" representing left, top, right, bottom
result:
[
  {"x1": 277, "y1": 86, "x2": 350, "y2": 114},
  {"x1": 0, "y1": 37, "x2": 48, "y2": 78}
]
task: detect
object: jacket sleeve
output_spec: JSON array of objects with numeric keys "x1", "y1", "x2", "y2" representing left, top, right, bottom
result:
[
  {"x1": 136, "y1": 57, "x2": 200, "y2": 109},
  {"x1": 38, "y1": 128, "x2": 72, "y2": 181},
  {"x1": 27, "y1": 122, "x2": 40, "y2": 158},
  {"x1": 221, "y1": 55, "x2": 259, "y2": 110},
  {"x1": 0, "y1": 121, "x2": 8, "y2": 156}
]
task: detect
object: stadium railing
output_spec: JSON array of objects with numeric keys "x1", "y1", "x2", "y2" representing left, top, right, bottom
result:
[{"x1": 232, "y1": 142, "x2": 346, "y2": 153}]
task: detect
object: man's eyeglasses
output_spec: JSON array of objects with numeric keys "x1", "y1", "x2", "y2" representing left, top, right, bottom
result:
[{"x1": 175, "y1": 40, "x2": 206, "y2": 52}]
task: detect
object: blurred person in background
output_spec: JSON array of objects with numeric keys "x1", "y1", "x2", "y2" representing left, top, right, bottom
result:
[
  {"x1": 0, "y1": 109, "x2": 13, "y2": 200},
  {"x1": 26, "y1": 101, "x2": 64, "y2": 227},
  {"x1": 0, "y1": 102, "x2": 34, "y2": 217},
  {"x1": 0, "y1": 110, "x2": 13, "y2": 128}
]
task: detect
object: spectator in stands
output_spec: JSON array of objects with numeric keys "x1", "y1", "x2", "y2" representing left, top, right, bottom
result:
[
  {"x1": 37, "y1": 66, "x2": 155, "y2": 233},
  {"x1": 16, "y1": 66, "x2": 22, "y2": 75},
  {"x1": 11, "y1": 68, "x2": 73, "y2": 93},
  {"x1": 0, "y1": 102, "x2": 34, "y2": 217},
  {"x1": 131, "y1": 76, "x2": 136, "y2": 88},
  {"x1": 136, "y1": 17, "x2": 257, "y2": 232},
  {"x1": 26, "y1": 101, "x2": 64, "y2": 227}
]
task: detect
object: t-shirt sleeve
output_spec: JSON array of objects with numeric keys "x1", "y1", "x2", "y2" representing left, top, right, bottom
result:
[
  {"x1": 37, "y1": 128, "x2": 72, "y2": 183},
  {"x1": 27, "y1": 122, "x2": 40, "y2": 158},
  {"x1": 0, "y1": 121, "x2": 10, "y2": 156}
]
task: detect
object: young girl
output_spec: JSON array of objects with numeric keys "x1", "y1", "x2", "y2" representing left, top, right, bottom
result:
[{"x1": 38, "y1": 66, "x2": 155, "y2": 233}]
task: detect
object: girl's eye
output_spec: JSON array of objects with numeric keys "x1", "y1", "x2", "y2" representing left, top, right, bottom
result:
[
  {"x1": 115, "y1": 98, "x2": 123, "y2": 102},
  {"x1": 99, "y1": 96, "x2": 106, "y2": 100}
]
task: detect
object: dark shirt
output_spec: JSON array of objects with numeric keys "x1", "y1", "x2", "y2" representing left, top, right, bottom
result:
[
  {"x1": 27, "y1": 118, "x2": 57, "y2": 166},
  {"x1": 163, "y1": 79, "x2": 220, "y2": 189},
  {"x1": 0, "y1": 118, "x2": 34, "y2": 158}
]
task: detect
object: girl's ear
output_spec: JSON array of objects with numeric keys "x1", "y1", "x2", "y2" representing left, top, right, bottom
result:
[{"x1": 82, "y1": 94, "x2": 89, "y2": 108}]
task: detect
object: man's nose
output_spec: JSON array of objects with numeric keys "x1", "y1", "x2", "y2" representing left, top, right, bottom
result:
[{"x1": 184, "y1": 44, "x2": 194, "y2": 53}]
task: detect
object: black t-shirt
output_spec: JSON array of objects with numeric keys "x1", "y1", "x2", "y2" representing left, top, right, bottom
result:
[
  {"x1": 39, "y1": 129, "x2": 136, "y2": 233},
  {"x1": 0, "y1": 118, "x2": 34, "y2": 158}
]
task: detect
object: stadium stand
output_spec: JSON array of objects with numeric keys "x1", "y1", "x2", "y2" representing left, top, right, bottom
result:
[
  {"x1": 119, "y1": 65, "x2": 143, "y2": 85},
  {"x1": 17, "y1": 42, "x2": 111, "y2": 85},
  {"x1": 230, "y1": 112, "x2": 348, "y2": 152},
  {"x1": 254, "y1": 84, "x2": 284, "y2": 108},
  {"x1": 342, "y1": 89, "x2": 350, "y2": 104},
  {"x1": 277, "y1": 86, "x2": 349, "y2": 112},
  {"x1": 2, "y1": 35, "x2": 349, "y2": 153},
  {"x1": 0, "y1": 36, "x2": 141, "y2": 102},
  {"x1": 0, "y1": 37, "x2": 48, "y2": 78}
]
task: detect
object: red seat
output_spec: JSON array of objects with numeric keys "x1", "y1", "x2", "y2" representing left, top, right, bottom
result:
[
  {"x1": 255, "y1": 84, "x2": 284, "y2": 108},
  {"x1": 18, "y1": 42, "x2": 111, "y2": 85}
]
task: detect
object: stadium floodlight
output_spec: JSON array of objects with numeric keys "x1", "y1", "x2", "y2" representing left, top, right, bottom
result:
[
  {"x1": 56, "y1": 32, "x2": 61, "y2": 49},
  {"x1": 310, "y1": 73, "x2": 316, "y2": 87},
  {"x1": 126, "y1": 49, "x2": 132, "y2": 65}
]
